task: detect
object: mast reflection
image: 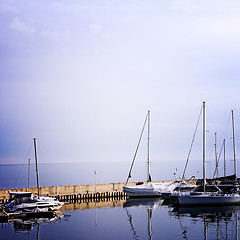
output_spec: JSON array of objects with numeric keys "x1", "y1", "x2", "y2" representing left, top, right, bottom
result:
[
  {"x1": 171, "y1": 205, "x2": 240, "y2": 240},
  {"x1": 123, "y1": 197, "x2": 164, "y2": 240}
]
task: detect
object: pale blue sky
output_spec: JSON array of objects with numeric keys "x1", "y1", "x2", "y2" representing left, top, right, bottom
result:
[{"x1": 0, "y1": 0, "x2": 240, "y2": 178}]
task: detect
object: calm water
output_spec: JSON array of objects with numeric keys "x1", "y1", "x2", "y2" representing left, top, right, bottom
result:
[
  {"x1": 1, "y1": 198, "x2": 240, "y2": 240},
  {"x1": 1, "y1": 162, "x2": 239, "y2": 239}
]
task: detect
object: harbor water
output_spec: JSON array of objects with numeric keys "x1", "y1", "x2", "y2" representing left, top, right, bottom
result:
[
  {"x1": 1, "y1": 161, "x2": 239, "y2": 239},
  {"x1": 1, "y1": 197, "x2": 240, "y2": 240}
]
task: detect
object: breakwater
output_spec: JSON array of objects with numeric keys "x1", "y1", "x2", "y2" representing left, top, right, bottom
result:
[{"x1": 0, "y1": 181, "x2": 173, "y2": 204}]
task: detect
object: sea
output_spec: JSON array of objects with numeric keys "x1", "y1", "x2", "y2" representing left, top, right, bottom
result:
[
  {"x1": 1, "y1": 197, "x2": 240, "y2": 240},
  {"x1": 0, "y1": 160, "x2": 205, "y2": 190},
  {"x1": 1, "y1": 161, "x2": 239, "y2": 240}
]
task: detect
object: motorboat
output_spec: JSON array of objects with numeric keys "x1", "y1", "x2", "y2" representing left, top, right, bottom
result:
[
  {"x1": 5, "y1": 191, "x2": 64, "y2": 212},
  {"x1": 5, "y1": 139, "x2": 64, "y2": 213}
]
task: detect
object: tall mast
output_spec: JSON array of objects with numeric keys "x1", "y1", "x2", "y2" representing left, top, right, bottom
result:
[
  {"x1": 28, "y1": 158, "x2": 30, "y2": 191},
  {"x1": 125, "y1": 112, "x2": 148, "y2": 185},
  {"x1": 147, "y1": 110, "x2": 151, "y2": 182},
  {"x1": 223, "y1": 139, "x2": 226, "y2": 178},
  {"x1": 231, "y1": 110, "x2": 237, "y2": 181},
  {"x1": 34, "y1": 138, "x2": 40, "y2": 197},
  {"x1": 214, "y1": 132, "x2": 219, "y2": 178},
  {"x1": 203, "y1": 101, "x2": 206, "y2": 192}
]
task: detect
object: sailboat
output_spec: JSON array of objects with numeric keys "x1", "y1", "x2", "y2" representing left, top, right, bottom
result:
[
  {"x1": 178, "y1": 102, "x2": 240, "y2": 206},
  {"x1": 123, "y1": 111, "x2": 179, "y2": 197},
  {"x1": 5, "y1": 138, "x2": 64, "y2": 212}
]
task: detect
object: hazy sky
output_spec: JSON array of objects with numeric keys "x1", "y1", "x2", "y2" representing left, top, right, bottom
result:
[{"x1": 1, "y1": 0, "x2": 240, "y2": 172}]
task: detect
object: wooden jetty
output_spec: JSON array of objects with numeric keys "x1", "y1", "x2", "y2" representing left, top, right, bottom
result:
[{"x1": 51, "y1": 190, "x2": 127, "y2": 204}]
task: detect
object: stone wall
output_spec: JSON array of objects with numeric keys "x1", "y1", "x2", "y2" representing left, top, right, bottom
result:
[{"x1": 0, "y1": 181, "x2": 172, "y2": 199}]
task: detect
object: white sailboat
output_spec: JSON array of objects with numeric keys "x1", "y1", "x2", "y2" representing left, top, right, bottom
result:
[
  {"x1": 178, "y1": 102, "x2": 240, "y2": 206},
  {"x1": 5, "y1": 138, "x2": 64, "y2": 212},
  {"x1": 123, "y1": 111, "x2": 179, "y2": 197}
]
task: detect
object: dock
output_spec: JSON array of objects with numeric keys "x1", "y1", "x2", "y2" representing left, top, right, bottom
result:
[
  {"x1": 51, "y1": 190, "x2": 127, "y2": 203},
  {"x1": 0, "y1": 181, "x2": 173, "y2": 204}
]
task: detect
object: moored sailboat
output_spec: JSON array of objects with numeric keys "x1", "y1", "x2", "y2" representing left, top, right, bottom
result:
[
  {"x1": 178, "y1": 102, "x2": 240, "y2": 206},
  {"x1": 123, "y1": 111, "x2": 180, "y2": 197}
]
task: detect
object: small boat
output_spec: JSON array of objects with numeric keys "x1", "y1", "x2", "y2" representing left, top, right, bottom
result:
[
  {"x1": 5, "y1": 191, "x2": 64, "y2": 212},
  {"x1": 178, "y1": 103, "x2": 240, "y2": 206}
]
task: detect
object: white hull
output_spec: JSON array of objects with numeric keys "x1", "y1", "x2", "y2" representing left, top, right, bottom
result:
[
  {"x1": 123, "y1": 182, "x2": 178, "y2": 197},
  {"x1": 123, "y1": 187, "x2": 161, "y2": 197},
  {"x1": 6, "y1": 201, "x2": 63, "y2": 212},
  {"x1": 5, "y1": 191, "x2": 64, "y2": 212},
  {"x1": 178, "y1": 193, "x2": 240, "y2": 206}
]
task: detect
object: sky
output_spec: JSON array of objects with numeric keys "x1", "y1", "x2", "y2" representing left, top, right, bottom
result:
[{"x1": 1, "y1": 0, "x2": 240, "y2": 177}]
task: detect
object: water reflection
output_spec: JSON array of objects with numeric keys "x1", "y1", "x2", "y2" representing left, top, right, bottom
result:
[
  {"x1": 123, "y1": 198, "x2": 164, "y2": 240},
  {"x1": 0, "y1": 211, "x2": 65, "y2": 240},
  {"x1": 171, "y1": 205, "x2": 240, "y2": 240},
  {"x1": 12, "y1": 215, "x2": 63, "y2": 232},
  {"x1": 2, "y1": 197, "x2": 240, "y2": 239},
  {"x1": 123, "y1": 197, "x2": 163, "y2": 209}
]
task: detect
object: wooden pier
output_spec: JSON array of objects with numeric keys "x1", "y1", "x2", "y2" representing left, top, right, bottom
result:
[{"x1": 51, "y1": 190, "x2": 127, "y2": 204}]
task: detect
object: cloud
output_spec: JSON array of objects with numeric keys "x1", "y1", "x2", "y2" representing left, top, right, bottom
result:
[
  {"x1": 40, "y1": 29, "x2": 70, "y2": 41},
  {"x1": 0, "y1": 3, "x2": 18, "y2": 13},
  {"x1": 89, "y1": 24, "x2": 102, "y2": 34},
  {"x1": 10, "y1": 18, "x2": 36, "y2": 34},
  {"x1": 168, "y1": 0, "x2": 234, "y2": 13}
]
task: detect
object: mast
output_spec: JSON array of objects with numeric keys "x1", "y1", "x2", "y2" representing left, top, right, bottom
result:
[
  {"x1": 34, "y1": 138, "x2": 40, "y2": 197},
  {"x1": 231, "y1": 110, "x2": 237, "y2": 181},
  {"x1": 125, "y1": 112, "x2": 148, "y2": 185},
  {"x1": 28, "y1": 158, "x2": 30, "y2": 191},
  {"x1": 181, "y1": 106, "x2": 202, "y2": 181},
  {"x1": 223, "y1": 139, "x2": 226, "y2": 178},
  {"x1": 203, "y1": 101, "x2": 206, "y2": 192},
  {"x1": 147, "y1": 110, "x2": 151, "y2": 182},
  {"x1": 214, "y1": 132, "x2": 219, "y2": 178}
]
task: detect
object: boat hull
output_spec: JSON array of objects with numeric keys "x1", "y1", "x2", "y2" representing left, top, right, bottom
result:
[
  {"x1": 123, "y1": 186, "x2": 161, "y2": 197},
  {"x1": 6, "y1": 202, "x2": 63, "y2": 212},
  {"x1": 123, "y1": 182, "x2": 178, "y2": 198},
  {"x1": 178, "y1": 194, "x2": 240, "y2": 206}
]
